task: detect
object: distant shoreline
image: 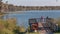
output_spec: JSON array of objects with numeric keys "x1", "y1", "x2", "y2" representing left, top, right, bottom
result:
[
  {"x1": 1, "y1": 2, "x2": 60, "y2": 11},
  {"x1": 8, "y1": 6, "x2": 60, "y2": 11}
]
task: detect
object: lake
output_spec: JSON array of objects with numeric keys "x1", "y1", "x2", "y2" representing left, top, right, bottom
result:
[{"x1": 4, "y1": 10, "x2": 60, "y2": 28}]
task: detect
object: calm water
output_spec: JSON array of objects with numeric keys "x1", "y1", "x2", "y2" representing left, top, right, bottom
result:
[{"x1": 4, "y1": 10, "x2": 60, "y2": 28}]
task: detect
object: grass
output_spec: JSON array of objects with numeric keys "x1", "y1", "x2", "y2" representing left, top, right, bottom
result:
[
  {"x1": 26, "y1": 32, "x2": 39, "y2": 34},
  {"x1": 26, "y1": 32, "x2": 60, "y2": 34},
  {"x1": 54, "y1": 33, "x2": 60, "y2": 34}
]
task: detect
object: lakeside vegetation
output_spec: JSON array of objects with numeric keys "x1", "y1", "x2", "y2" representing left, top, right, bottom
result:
[
  {"x1": 0, "y1": 18, "x2": 25, "y2": 34},
  {"x1": 26, "y1": 32, "x2": 60, "y2": 34}
]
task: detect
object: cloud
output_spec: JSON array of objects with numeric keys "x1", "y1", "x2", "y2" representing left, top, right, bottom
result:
[{"x1": 3, "y1": 0, "x2": 60, "y2": 6}]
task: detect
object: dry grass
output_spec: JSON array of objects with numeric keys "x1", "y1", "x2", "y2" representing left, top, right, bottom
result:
[
  {"x1": 54, "y1": 33, "x2": 60, "y2": 34},
  {"x1": 26, "y1": 32, "x2": 60, "y2": 34},
  {"x1": 26, "y1": 32, "x2": 39, "y2": 34}
]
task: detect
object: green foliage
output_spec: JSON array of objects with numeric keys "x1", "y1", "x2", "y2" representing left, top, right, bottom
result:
[
  {"x1": 2, "y1": 28, "x2": 14, "y2": 34},
  {"x1": 27, "y1": 26, "x2": 30, "y2": 32},
  {"x1": 56, "y1": 18, "x2": 60, "y2": 26},
  {"x1": 0, "y1": 19, "x2": 14, "y2": 34},
  {"x1": 55, "y1": 18, "x2": 60, "y2": 33},
  {"x1": 0, "y1": 18, "x2": 24, "y2": 34},
  {"x1": 13, "y1": 26, "x2": 25, "y2": 34}
]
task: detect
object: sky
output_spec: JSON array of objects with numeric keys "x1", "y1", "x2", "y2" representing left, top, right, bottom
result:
[
  {"x1": 4, "y1": 10, "x2": 60, "y2": 28},
  {"x1": 2, "y1": 0, "x2": 60, "y2": 6}
]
